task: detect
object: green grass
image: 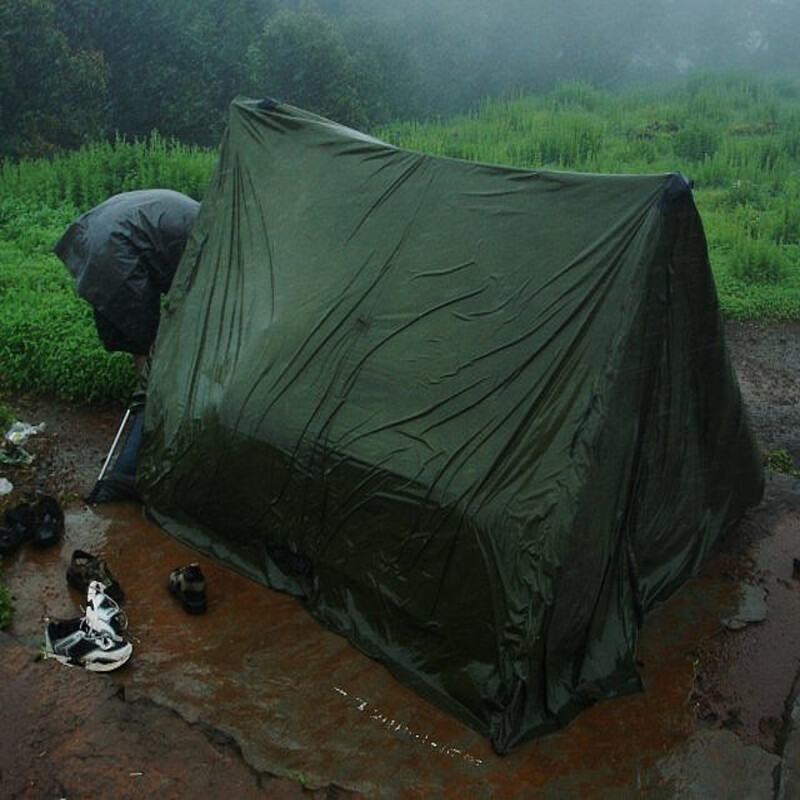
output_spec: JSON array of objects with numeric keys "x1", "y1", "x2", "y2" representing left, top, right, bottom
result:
[
  {"x1": 0, "y1": 74, "x2": 798, "y2": 404},
  {"x1": 0, "y1": 200, "x2": 136, "y2": 403},
  {"x1": 763, "y1": 448, "x2": 800, "y2": 479},
  {"x1": 0, "y1": 132, "x2": 214, "y2": 211},
  {"x1": 0, "y1": 402, "x2": 13, "y2": 431},
  {"x1": 0, "y1": 134, "x2": 216, "y2": 404}
]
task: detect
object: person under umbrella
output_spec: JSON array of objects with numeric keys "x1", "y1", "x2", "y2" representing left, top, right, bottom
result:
[{"x1": 55, "y1": 189, "x2": 199, "y2": 502}]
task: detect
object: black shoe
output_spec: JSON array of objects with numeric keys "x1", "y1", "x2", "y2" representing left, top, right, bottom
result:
[
  {"x1": 44, "y1": 616, "x2": 132, "y2": 672},
  {"x1": 168, "y1": 564, "x2": 207, "y2": 614},
  {"x1": 31, "y1": 495, "x2": 64, "y2": 549},
  {"x1": 86, "y1": 474, "x2": 139, "y2": 505},
  {"x1": 0, "y1": 503, "x2": 34, "y2": 555},
  {"x1": 67, "y1": 549, "x2": 125, "y2": 602},
  {"x1": 0, "y1": 524, "x2": 25, "y2": 556}
]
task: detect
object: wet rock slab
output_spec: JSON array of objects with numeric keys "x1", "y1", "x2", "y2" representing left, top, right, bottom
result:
[
  {"x1": 0, "y1": 632, "x2": 300, "y2": 799},
  {"x1": 3, "y1": 484, "x2": 797, "y2": 798},
  {"x1": 656, "y1": 729, "x2": 780, "y2": 799}
]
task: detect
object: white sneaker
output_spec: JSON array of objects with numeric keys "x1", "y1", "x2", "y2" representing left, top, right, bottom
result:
[
  {"x1": 44, "y1": 617, "x2": 132, "y2": 672},
  {"x1": 85, "y1": 580, "x2": 128, "y2": 639}
]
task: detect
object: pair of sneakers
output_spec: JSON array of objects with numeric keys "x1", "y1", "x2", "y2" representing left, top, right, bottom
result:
[{"x1": 43, "y1": 581, "x2": 132, "y2": 672}]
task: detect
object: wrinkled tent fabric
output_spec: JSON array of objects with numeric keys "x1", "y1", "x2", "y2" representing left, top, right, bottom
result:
[
  {"x1": 138, "y1": 99, "x2": 763, "y2": 753},
  {"x1": 55, "y1": 189, "x2": 200, "y2": 354}
]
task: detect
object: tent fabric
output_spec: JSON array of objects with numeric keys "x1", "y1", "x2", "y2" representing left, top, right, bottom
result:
[
  {"x1": 138, "y1": 98, "x2": 763, "y2": 752},
  {"x1": 55, "y1": 189, "x2": 200, "y2": 354}
]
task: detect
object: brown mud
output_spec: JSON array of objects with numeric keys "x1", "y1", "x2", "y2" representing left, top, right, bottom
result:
[{"x1": 0, "y1": 320, "x2": 798, "y2": 798}]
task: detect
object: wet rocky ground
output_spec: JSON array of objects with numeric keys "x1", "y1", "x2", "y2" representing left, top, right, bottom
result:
[{"x1": 0, "y1": 321, "x2": 798, "y2": 798}]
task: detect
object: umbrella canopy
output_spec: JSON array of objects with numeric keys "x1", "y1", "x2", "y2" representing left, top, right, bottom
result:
[{"x1": 55, "y1": 189, "x2": 199, "y2": 354}]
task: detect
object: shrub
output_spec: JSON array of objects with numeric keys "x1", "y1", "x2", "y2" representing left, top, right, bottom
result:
[
  {"x1": 781, "y1": 122, "x2": 800, "y2": 159},
  {"x1": 764, "y1": 195, "x2": 800, "y2": 245},
  {"x1": 729, "y1": 236, "x2": 787, "y2": 285},
  {"x1": 674, "y1": 122, "x2": 722, "y2": 162},
  {"x1": 0, "y1": 280, "x2": 136, "y2": 403},
  {"x1": 247, "y1": 9, "x2": 366, "y2": 128},
  {"x1": 547, "y1": 80, "x2": 602, "y2": 112},
  {"x1": 0, "y1": 402, "x2": 13, "y2": 430},
  {"x1": 0, "y1": 134, "x2": 214, "y2": 212},
  {"x1": 722, "y1": 180, "x2": 765, "y2": 209},
  {"x1": 763, "y1": 448, "x2": 800, "y2": 478},
  {"x1": 0, "y1": 137, "x2": 212, "y2": 404}
]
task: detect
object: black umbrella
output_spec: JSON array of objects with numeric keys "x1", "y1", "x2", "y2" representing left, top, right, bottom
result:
[{"x1": 55, "y1": 189, "x2": 199, "y2": 354}]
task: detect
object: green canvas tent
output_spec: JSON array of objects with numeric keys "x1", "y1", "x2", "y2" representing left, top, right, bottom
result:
[{"x1": 138, "y1": 98, "x2": 763, "y2": 753}]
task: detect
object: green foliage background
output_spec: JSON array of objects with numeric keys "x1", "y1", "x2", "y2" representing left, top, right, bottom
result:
[
  {"x1": 0, "y1": 74, "x2": 798, "y2": 405},
  {"x1": 4, "y1": 0, "x2": 800, "y2": 160},
  {"x1": 0, "y1": 136, "x2": 214, "y2": 404}
]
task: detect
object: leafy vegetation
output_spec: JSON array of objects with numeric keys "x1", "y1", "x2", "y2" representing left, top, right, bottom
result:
[
  {"x1": 0, "y1": 201, "x2": 136, "y2": 403},
  {"x1": 763, "y1": 449, "x2": 800, "y2": 480},
  {"x1": 0, "y1": 403, "x2": 14, "y2": 431},
  {"x1": 246, "y1": 8, "x2": 368, "y2": 128},
  {"x1": 0, "y1": 0, "x2": 108, "y2": 159},
  {"x1": 0, "y1": 74, "x2": 798, "y2": 404},
  {"x1": 0, "y1": 135, "x2": 214, "y2": 404},
  {"x1": 0, "y1": 133, "x2": 213, "y2": 211},
  {"x1": 4, "y1": 0, "x2": 800, "y2": 159}
]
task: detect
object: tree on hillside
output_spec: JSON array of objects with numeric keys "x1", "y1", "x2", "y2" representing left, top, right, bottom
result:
[
  {"x1": 336, "y1": 0, "x2": 640, "y2": 116},
  {"x1": 334, "y1": 15, "x2": 424, "y2": 124},
  {"x1": 0, "y1": 0, "x2": 108, "y2": 159},
  {"x1": 172, "y1": 0, "x2": 280, "y2": 139},
  {"x1": 52, "y1": 0, "x2": 280, "y2": 145},
  {"x1": 54, "y1": 1, "x2": 212, "y2": 144},
  {"x1": 247, "y1": 8, "x2": 366, "y2": 127}
]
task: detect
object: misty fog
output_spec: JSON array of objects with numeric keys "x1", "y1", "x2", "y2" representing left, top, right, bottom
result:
[
  {"x1": 340, "y1": 0, "x2": 799, "y2": 104},
  {"x1": 2, "y1": 0, "x2": 798, "y2": 158}
]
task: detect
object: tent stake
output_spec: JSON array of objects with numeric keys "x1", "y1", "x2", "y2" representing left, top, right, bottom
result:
[{"x1": 97, "y1": 407, "x2": 131, "y2": 482}]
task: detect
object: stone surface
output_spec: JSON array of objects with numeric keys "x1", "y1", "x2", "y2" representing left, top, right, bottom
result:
[
  {"x1": 0, "y1": 633, "x2": 306, "y2": 799},
  {"x1": 657, "y1": 730, "x2": 780, "y2": 799}
]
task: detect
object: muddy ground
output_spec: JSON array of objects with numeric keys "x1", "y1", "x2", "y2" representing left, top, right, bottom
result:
[{"x1": 0, "y1": 320, "x2": 798, "y2": 798}]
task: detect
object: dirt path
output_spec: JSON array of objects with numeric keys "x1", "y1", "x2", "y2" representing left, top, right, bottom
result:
[{"x1": 725, "y1": 320, "x2": 800, "y2": 460}]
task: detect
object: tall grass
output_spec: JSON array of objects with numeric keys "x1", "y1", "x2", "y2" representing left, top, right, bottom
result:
[
  {"x1": 0, "y1": 135, "x2": 216, "y2": 404},
  {"x1": 0, "y1": 132, "x2": 215, "y2": 211},
  {"x1": 0, "y1": 74, "x2": 798, "y2": 403}
]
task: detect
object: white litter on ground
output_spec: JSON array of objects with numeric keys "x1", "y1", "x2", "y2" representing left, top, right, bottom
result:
[{"x1": 5, "y1": 421, "x2": 46, "y2": 446}]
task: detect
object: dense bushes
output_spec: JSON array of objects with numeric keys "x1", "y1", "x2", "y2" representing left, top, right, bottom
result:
[
  {"x1": 0, "y1": 199, "x2": 135, "y2": 403},
  {"x1": 0, "y1": 134, "x2": 215, "y2": 403},
  {"x1": 0, "y1": 135, "x2": 216, "y2": 404},
  {"x1": 6, "y1": 0, "x2": 800, "y2": 161},
  {"x1": 0, "y1": 134, "x2": 214, "y2": 211},
  {"x1": 246, "y1": 9, "x2": 367, "y2": 129}
]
